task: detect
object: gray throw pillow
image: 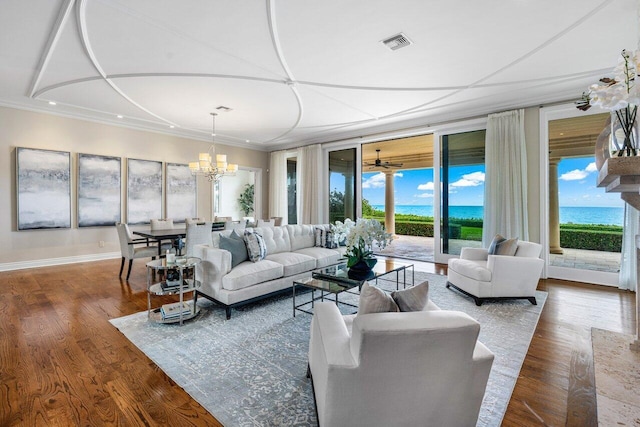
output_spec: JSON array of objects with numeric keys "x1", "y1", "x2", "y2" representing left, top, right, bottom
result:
[
  {"x1": 243, "y1": 230, "x2": 267, "y2": 262},
  {"x1": 488, "y1": 234, "x2": 506, "y2": 255},
  {"x1": 391, "y1": 281, "x2": 429, "y2": 312},
  {"x1": 357, "y1": 282, "x2": 399, "y2": 315},
  {"x1": 220, "y1": 234, "x2": 248, "y2": 268},
  {"x1": 494, "y1": 237, "x2": 519, "y2": 256}
]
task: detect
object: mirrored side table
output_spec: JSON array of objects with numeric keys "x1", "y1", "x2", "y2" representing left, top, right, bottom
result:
[{"x1": 146, "y1": 257, "x2": 201, "y2": 325}]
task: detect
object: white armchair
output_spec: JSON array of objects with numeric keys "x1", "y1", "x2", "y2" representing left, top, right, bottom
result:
[
  {"x1": 447, "y1": 240, "x2": 544, "y2": 306},
  {"x1": 307, "y1": 302, "x2": 494, "y2": 427}
]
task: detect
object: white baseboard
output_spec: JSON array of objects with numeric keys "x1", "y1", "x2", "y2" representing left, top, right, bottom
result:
[{"x1": 0, "y1": 252, "x2": 121, "y2": 272}]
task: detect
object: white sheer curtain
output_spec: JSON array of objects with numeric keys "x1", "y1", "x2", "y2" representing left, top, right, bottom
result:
[
  {"x1": 482, "y1": 109, "x2": 529, "y2": 246},
  {"x1": 619, "y1": 203, "x2": 638, "y2": 291},
  {"x1": 298, "y1": 144, "x2": 322, "y2": 224},
  {"x1": 268, "y1": 150, "x2": 288, "y2": 225}
]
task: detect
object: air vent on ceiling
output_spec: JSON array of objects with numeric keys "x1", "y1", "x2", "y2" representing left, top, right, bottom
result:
[
  {"x1": 381, "y1": 32, "x2": 412, "y2": 51},
  {"x1": 216, "y1": 105, "x2": 233, "y2": 112}
]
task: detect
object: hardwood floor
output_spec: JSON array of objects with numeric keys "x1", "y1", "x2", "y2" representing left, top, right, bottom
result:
[{"x1": 0, "y1": 258, "x2": 635, "y2": 426}]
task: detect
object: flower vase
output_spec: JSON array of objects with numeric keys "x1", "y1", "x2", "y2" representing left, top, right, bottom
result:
[
  {"x1": 347, "y1": 257, "x2": 377, "y2": 280},
  {"x1": 611, "y1": 105, "x2": 638, "y2": 157}
]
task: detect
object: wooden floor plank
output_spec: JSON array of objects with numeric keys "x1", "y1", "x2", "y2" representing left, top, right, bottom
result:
[{"x1": 0, "y1": 259, "x2": 634, "y2": 426}]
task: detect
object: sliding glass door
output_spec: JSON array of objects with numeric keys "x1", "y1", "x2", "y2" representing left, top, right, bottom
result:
[
  {"x1": 438, "y1": 129, "x2": 486, "y2": 257},
  {"x1": 542, "y1": 106, "x2": 621, "y2": 285},
  {"x1": 328, "y1": 148, "x2": 356, "y2": 222}
]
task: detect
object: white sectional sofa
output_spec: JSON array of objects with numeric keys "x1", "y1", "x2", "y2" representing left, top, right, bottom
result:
[{"x1": 195, "y1": 224, "x2": 345, "y2": 319}]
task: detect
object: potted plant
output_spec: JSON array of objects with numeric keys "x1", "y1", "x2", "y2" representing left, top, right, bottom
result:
[{"x1": 238, "y1": 183, "x2": 255, "y2": 217}]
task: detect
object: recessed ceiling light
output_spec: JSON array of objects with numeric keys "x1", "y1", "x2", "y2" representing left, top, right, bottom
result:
[
  {"x1": 117, "y1": 115, "x2": 123, "y2": 119},
  {"x1": 246, "y1": 139, "x2": 250, "y2": 143},
  {"x1": 48, "y1": 101, "x2": 57, "y2": 105},
  {"x1": 169, "y1": 125, "x2": 175, "y2": 129}
]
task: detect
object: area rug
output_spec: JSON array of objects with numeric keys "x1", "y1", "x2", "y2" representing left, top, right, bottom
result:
[
  {"x1": 110, "y1": 271, "x2": 546, "y2": 426},
  {"x1": 592, "y1": 328, "x2": 640, "y2": 426}
]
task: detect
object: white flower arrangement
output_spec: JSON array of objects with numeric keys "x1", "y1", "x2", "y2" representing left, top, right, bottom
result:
[
  {"x1": 576, "y1": 49, "x2": 639, "y2": 156},
  {"x1": 577, "y1": 49, "x2": 639, "y2": 111},
  {"x1": 331, "y1": 218, "x2": 392, "y2": 268}
]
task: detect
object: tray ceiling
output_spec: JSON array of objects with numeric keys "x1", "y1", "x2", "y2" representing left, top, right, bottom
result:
[{"x1": 0, "y1": 0, "x2": 637, "y2": 150}]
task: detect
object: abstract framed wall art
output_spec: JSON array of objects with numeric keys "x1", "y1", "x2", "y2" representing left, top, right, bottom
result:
[
  {"x1": 78, "y1": 153, "x2": 121, "y2": 227},
  {"x1": 166, "y1": 162, "x2": 197, "y2": 222},
  {"x1": 127, "y1": 158, "x2": 162, "y2": 225},
  {"x1": 16, "y1": 147, "x2": 71, "y2": 230}
]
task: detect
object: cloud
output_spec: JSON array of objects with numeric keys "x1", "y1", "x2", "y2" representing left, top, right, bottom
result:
[
  {"x1": 560, "y1": 162, "x2": 598, "y2": 181},
  {"x1": 559, "y1": 169, "x2": 589, "y2": 181},
  {"x1": 362, "y1": 172, "x2": 402, "y2": 189},
  {"x1": 451, "y1": 171, "x2": 485, "y2": 187},
  {"x1": 414, "y1": 192, "x2": 433, "y2": 198},
  {"x1": 417, "y1": 181, "x2": 434, "y2": 191},
  {"x1": 362, "y1": 172, "x2": 385, "y2": 189}
]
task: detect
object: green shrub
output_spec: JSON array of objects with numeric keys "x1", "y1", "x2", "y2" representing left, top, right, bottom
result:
[{"x1": 559, "y1": 229, "x2": 622, "y2": 252}]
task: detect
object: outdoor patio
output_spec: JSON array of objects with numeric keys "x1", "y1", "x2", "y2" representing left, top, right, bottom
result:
[{"x1": 376, "y1": 234, "x2": 621, "y2": 274}]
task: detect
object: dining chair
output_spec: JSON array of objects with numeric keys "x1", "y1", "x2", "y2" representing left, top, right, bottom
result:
[
  {"x1": 115, "y1": 222, "x2": 159, "y2": 280},
  {"x1": 257, "y1": 218, "x2": 275, "y2": 227},
  {"x1": 185, "y1": 222, "x2": 214, "y2": 257},
  {"x1": 185, "y1": 217, "x2": 204, "y2": 225}
]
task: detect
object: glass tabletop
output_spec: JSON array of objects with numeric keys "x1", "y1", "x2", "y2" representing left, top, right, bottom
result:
[
  {"x1": 147, "y1": 256, "x2": 201, "y2": 270},
  {"x1": 294, "y1": 276, "x2": 360, "y2": 293},
  {"x1": 313, "y1": 259, "x2": 413, "y2": 285}
]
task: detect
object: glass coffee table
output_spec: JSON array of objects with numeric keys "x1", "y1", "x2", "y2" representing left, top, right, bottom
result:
[{"x1": 292, "y1": 260, "x2": 414, "y2": 316}]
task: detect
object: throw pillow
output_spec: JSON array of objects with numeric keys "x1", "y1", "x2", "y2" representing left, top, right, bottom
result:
[
  {"x1": 220, "y1": 234, "x2": 248, "y2": 268},
  {"x1": 244, "y1": 230, "x2": 267, "y2": 262},
  {"x1": 324, "y1": 229, "x2": 338, "y2": 249},
  {"x1": 357, "y1": 282, "x2": 399, "y2": 315},
  {"x1": 494, "y1": 237, "x2": 519, "y2": 256},
  {"x1": 391, "y1": 281, "x2": 429, "y2": 312},
  {"x1": 487, "y1": 234, "x2": 506, "y2": 255},
  {"x1": 314, "y1": 226, "x2": 326, "y2": 247}
]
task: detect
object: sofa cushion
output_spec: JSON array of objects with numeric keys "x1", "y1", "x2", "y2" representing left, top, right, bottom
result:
[
  {"x1": 265, "y1": 252, "x2": 316, "y2": 277},
  {"x1": 448, "y1": 258, "x2": 491, "y2": 282},
  {"x1": 294, "y1": 246, "x2": 341, "y2": 268},
  {"x1": 219, "y1": 232, "x2": 248, "y2": 268},
  {"x1": 254, "y1": 226, "x2": 291, "y2": 255},
  {"x1": 221, "y1": 259, "x2": 284, "y2": 291},
  {"x1": 244, "y1": 230, "x2": 267, "y2": 262},
  {"x1": 286, "y1": 224, "x2": 316, "y2": 251},
  {"x1": 357, "y1": 282, "x2": 399, "y2": 315},
  {"x1": 391, "y1": 281, "x2": 429, "y2": 312}
]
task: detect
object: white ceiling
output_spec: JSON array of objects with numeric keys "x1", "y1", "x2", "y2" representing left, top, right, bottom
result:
[{"x1": 1, "y1": 0, "x2": 637, "y2": 151}]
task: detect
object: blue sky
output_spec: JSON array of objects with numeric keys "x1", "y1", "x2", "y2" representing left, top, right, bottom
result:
[{"x1": 331, "y1": 156, "x2": 622, "y2": 207}]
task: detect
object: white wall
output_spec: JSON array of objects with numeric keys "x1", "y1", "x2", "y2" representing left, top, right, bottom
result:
[{"x1": 0, "y1": 106, "x2": 269, "y2": 268}]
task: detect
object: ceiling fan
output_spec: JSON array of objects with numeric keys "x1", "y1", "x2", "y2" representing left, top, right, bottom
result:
[{"x1": 364, "y1": 149, "x2": 404, "y2": 169}]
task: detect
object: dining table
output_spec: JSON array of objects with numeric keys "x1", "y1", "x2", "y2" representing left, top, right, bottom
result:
[{"x1": 133, "y1": 222, "x2": 225, "y2": 256}]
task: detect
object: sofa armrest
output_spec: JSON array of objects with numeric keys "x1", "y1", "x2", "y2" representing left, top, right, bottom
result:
[
  {"x1": 195, "y1": 245, "x2": 232, "y2": 295},
  {"x1": 470, "y1": 340, "x2": 495, "y2": 415},
  {"x1": 460, "y1": 247, "x2": 488, "y2": 261}
]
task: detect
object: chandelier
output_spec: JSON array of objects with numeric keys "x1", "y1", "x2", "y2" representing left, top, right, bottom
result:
[{"x1": 189, "y1": 112, "x2": 238, "y2": 182}]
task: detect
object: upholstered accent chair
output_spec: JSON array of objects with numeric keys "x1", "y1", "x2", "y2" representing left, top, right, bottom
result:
[
  {"x1": 447, "y1": 240, "x2": 544, "y2": 306},
  {"x1": 307, "y1": 302, "x2": 494, "y2": 427},
  {"x1": 115, "y1": 222, "x2": 159, "y2": 280}
]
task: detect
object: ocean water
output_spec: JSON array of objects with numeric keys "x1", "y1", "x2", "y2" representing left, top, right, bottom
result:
[{"x1": 372, "y1": 204, "x2": 624, "y2": 226}]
